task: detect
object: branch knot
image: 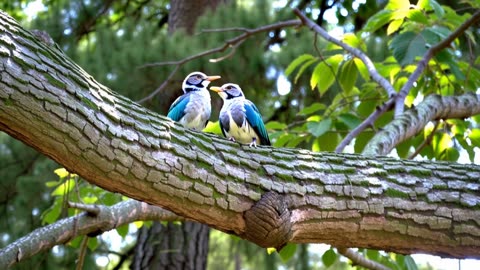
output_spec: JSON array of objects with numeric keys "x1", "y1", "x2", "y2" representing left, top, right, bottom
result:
[{"x1": 243, "y1": 192, "x2": 292, "y2": 250}]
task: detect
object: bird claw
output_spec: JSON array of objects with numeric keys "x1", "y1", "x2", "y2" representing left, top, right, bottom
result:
[
  {"x1": 228, "y1": 137, "x2": 236, "y2": 142},
  {"x1": 249, "y1": 138, "x2": 257, "y2": 147}
]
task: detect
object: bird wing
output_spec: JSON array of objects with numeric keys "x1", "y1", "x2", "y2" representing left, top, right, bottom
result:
[
  {"x1": 167, "y1": 94, "x2": 190, "y2": 121},
  {"x1": 244, "y1": 101, "x2": 271, "y2": 145}
]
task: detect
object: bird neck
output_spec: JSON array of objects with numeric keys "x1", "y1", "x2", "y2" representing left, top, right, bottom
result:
[{"x1": 184, "y1": 86, "x2": 205, "y2": 93}]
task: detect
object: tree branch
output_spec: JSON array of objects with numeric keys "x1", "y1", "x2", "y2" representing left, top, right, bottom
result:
[
  {"x1": 393, "y1": 9, "x2": 480, "y2": 116},
  {"x1": 293, "y1": 8, "x2": 396, "y2": 98},
  {"x1": 363, "y1": 93, "x2": 480, "y2": 156},
  {"x1": 1, "y1": 10, "x2": 480, "y2": 261},
  {"x1": 337, "y1": 247, "x2": 391, "y2": 270},
  {"x1": 136, "y1": 19, "x2": 302, "y2": 103},
  {"x1": 0, "y1": 200, "x2": 181, "y2": 269}
]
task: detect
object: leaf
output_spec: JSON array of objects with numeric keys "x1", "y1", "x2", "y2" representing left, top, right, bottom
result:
[
  {"x1": 285, "y1": 54, "x2": 315, "y2": 76},
  {"x1": 390, "y1": 31, "x2": 427, "y2": 66},
  {"x1": 116, "y1": 224, "x2": 129, "y2": 238},
  {"x1": 430, "y1": 0, "x2": 445, "y2": 18},
  {"x1": 274, "y1": 133, "x2": 295, "y2": 148},
  {"x1": 54, "y1": 168, "x2": 70, "y2": 179},
  {"x1": 266, "y1": 247, "x2": 276, "y2": 255},
  {"x1": 342, "y1": 33, "x2": 362, "y2": 49},
  {"x1": 322, "y1": 248, "x2": 337, "y2": 267},
  {"x1": 83, "y1": 196, "x2": 98, "y2": 204},
  {"x1": 311, "y1": 55, "x2": 342, "y2": 96},
  {"x1": 404, "y1": 255, "x2": 418, "y2": 270},
  {"x1": 366, "y1": 249, "x2": 380, "y2": 260},
  {"x1": 298, "y1": 103, "x2": 326, "y2": 116},
  {"x1": 407, "y1": 9, "x2": 429, "y2": 24},
  {"x1": 265, "y1": 121, "x2": 287, "y2": 130},
  {"x1": 45, "y1": 180, "x2": 60, "y2": 187},
  {"x1": 42, "y1": 200, "x2": 62, "y2": 224},
  {"x1": 51, "y1": 179, "x2": 75, "y2": 196},
  {"x1": 339, "y1": 59, "x2": 358, "y2": 94},
  {"x1": 354, "y1": 132, "x2": 374, "y2": 153},
  {"x1": 338, "y1": 113, "x2": 361, "y2": 129},
  {"x1": 87, "y1": 237, "x2": 99, "y2": 251},
  {"x1": 317, "y1": 131, "x2": 339, "y2": 152},
  {"x1": 417, "y1": 0, "x2": 429, "y2": 9},
  {"x1": 363, "y1": 10, "x2": 394, "y2": 32},
  {"x1": 386, "y1": 0, "x2": 410, "y2": 10},
  {"x1": 203, "y1": 121, "x2": 222, "y2": 135},
  {"x1": 387, "y1": 18, "x2": 404, "y2": 35},
  {"x1": 469, "y1": 129, "x2": 480, "y2": 146},
  {"x1": 278, "y1": 243, "x2": 297, "y2": 262},
  {"x1": 307, "y1": 118, "x2": 332, "y2": 137},
  {"x1": 295, "y1": 58, "x2": 318, "y2": 83},
  {"x1": 353, "y1": 58, "x2": 370, "y2": 80}
]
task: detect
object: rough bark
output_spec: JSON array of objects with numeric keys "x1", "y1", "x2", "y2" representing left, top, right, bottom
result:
[
  {"x1": 168, "y1": 0, "x2": 228, "y2": 34},
  {"x1": 1, "y1": 11, "x2": 480, "y2": 258},
  {"x1": 131, "y1": 221, "x2": 209, "y2": 270}
]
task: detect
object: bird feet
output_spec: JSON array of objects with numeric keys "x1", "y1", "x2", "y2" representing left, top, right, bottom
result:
[
  {"x1": 249, "y1": 138, "x2": 257, "y2": 147},
  {"x1": 228, "y1": 137, "x2": 236, "y2": 142}
]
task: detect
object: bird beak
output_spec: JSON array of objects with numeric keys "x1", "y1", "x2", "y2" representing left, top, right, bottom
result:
[
  {"x1": 206, "y1": 75, "x2": 221, "y2": 82},
  {"x1": 209, "y1": 86, "x2": 223, "y2": 92}
]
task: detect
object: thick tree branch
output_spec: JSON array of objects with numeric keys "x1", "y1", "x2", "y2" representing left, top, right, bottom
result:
[
  {"x1": 293, "y1": 8, "x2": 396, "y2": 98},
  {"x1": 0, "y1": 200, "x2": 180, "y2": 269},
  {"x1": 394, "y1": 9, "x2": 480, "y2": 116},
  {"x1": 363, "y1": 93, "x2": 480, "y2": 156},
  {"x1": 1, "y1": 10, "x2": 480, "y2": 260},
  {"x1": 136, "y1": 19, "x2": 302, "y2": 103}
]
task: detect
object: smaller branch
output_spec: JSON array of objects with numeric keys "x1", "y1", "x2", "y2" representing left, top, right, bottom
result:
[
  {"x1": 0, "y1": 200, "x2": 182, "y2": 269},
  {"x1": 137, "y1": 20, "x2": 302, "y2": 103},
  {"x1": 335, "y1": 99, "x2": 394, "y2": 153},
  {"x1": 337, "y1": 247, "x2": 391, "y2": 270},
  {"x1": 408, "y1": 121, "x2": 439, "y2": 159},
  {"x1": 293, "y1": 9, "x2": 396, "y2": 98},
  {"x1": 68, "y1": 201, "x2": 101, "y2": 216},
  {"x1": 196, "y1": 27, "x2": 249, "y2": 34},
  {"x1": 394, "y1": 9, "x2": 480, "y2": 117},
  {"x1": 76, "y1": 236, "x2": 89, "y2": 270},
  {"x1": 364, "y1": 93, "x2": 480, "y2": 156},
  {"x1": 209, "y1": 44, "x2": 239, "y2": 63}
]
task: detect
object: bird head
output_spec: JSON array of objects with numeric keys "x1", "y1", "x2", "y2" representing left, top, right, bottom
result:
[
  {"x1": 209, "y1": 83, "x2": 245, "y2": 100},
  {"x1": 182, "y1": 72, "x2": 221, "y2": 93}
]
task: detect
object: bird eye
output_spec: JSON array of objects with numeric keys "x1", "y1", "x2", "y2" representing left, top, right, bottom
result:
[
  {"x1": 226, "y1": 86, "x2": 232, "y2": 90},
  {"x1": 196, "y1": 75, "x2": 202, "y2": 79}
]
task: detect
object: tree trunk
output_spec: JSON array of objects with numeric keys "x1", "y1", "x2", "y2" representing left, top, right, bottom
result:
[
  {"x1": 168, "y1": 0, "x2": 228, "y2": 35},
  {"x1": 1, "y1": 10, "x2": 480, "y2": 258},
  {"x1": 131, "y1": 221, "x2": 209, "y2": 270}
]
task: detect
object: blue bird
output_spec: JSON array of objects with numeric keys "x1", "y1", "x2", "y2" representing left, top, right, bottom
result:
[
  {"x1": 167, "y1": 72, "x2": 221, "y2": 131},
  {"x1": 210, "y1": 83, "x2": 270, "y2": 147}
]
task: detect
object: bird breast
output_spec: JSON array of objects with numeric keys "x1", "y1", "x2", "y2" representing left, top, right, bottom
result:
[{"x1": 180, "y1": 90, "x2": 211, "y2": 130}]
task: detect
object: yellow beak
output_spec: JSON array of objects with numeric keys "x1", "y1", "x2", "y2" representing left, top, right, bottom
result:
[
  {"x1": 206, "y1": 75, "x2": 221, "y2": 82},
  {"x1": 209, "y1": 86, "x2": 223, "y2": 92}
]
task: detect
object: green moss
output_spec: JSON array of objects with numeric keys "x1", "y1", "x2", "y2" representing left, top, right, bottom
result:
[
  {"x1": 385, "y1": 188, "x2": 409, "y2": 199},
  {"x1": 81, "y1": 96, "x2": 99, "y2": 111},
  {"x1": 44, "y1": 73, "x2": 66, "y2": 89},
  {"x1": 326, "y1": 156, "x2": 344, "y2": 164},
  {"x1": 276, "y1": 171, "x2": 294, "y2": 182},
  {"x1": 432, "y1": 184, "x2": 448, "y2": 190},
  {"x1": 213, "y1": 190, "x2": 222, "y2": 199},
  {"x1": 358, "y1": 180, "x2": 371, "y2": 187},
  {"x1": 409, "y1": 168, "x2": 432, "y2": 177},
  {"x1": 14, "y1": 57, "x2": 35, "y2": 70},
  {"x1": 4, "y1": 98, "x2": 14, "y2": 106}
]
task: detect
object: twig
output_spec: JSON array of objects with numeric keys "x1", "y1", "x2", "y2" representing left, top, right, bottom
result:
[
  {"x1": 394, "y1": 9, "x2": 480, "y2": 117},
  {"x1": 337, "y1": 247, "x2": 391, "y2": 270},
  {"x1": 293, "y1": 8, "x2": 396, "y2": 98},
  {"x1": 335, "y1": 99, "x2": 395, "y2": 153},
  {"x1": 68, "y1": 201, "x2": 101, "y2": 216},
  {"x1": 137, "y1": 19, "x2": 302, "y2": 103},
  {"x1": 408, "y1": 121, "x2": 439, "y2": 159},
  {"x1": 76, "y1": 236, "x2": 89, "y2": 270}
]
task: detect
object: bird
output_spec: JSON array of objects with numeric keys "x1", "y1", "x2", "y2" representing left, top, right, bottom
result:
[
  {"x1": 167, "y1": 71, "x2": 221, "y2": 131},
  {"x1": 209, "y1": 83, "x2": 270, "y2": 147}
]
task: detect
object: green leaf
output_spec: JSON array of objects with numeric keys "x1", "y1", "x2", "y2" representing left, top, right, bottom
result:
[
  {"x1": 116, "y1": 224, "x2": 129, "y2": 238},
  {"x1": 278, "y1": 243, "x2": 297, "y2": 262},
  {"x1": 83, "y1": 196, "x2": 98, "y2": 204},
  {"x1": 469, "y1": 129, "x2": 480, "y2": 146},
  {"x1": 295, "y1": 58, "x2": 318, "y2": 83},
  {"x1": 390, "y1": 31, "x2": 427, "y2": 66},
  {"x1": 386, "y1": 0, "x2": 410, "y2": 10},
  {"x1": 338, "y1": 113, "x2": 361, "y2": 129},
  {"x1": 322, "y1": 248, "x2": 337, "y2": 267},
  {"x1": 387, "y1": 18, "x2": 404, "y2": 35},
  {"x1": 42, "y1": 201, "x2": 62, "y2": 224},
  {"x1": 265, "y1": 121, "x2": 287, "y2": 130},
  {"x1": 307, "y1": 118, "x2": 332, "y2": 137},
  {"x1": 286, "y1": 135, "x2": 307, "y2": 148},
  {"x1": 51, "y1": 179, "x2": 75, "y2": 196},
  {"x1": 317, "y1": 131, "x2": 339, "y2": 152},
  {"x1": 430, "y1": 0, "x2": 445, "y2": 18},
  {"x1": 339, "y1": 60, "x2": 358, "y2": 94},
  {"x1": 87, "y1": 237, "x2": 99, "y2": 251},
  {"x1": 274, "y1": 133, "x2": 295, "y2": 147},
  {"x1": 285, "y1": 54, "x2": 315, "y2": 76},
  {"x1": 45, "y1": 180, "x2": 60, "y2": 187},
  {"x1": 366, "y1": 249, "x2": 380, "y2": 260},
  {"x1": 203, "y1": 121, "x2": 222, "y2": 135},
  {"x1": 404, "y1": 255, "x2": 418, "y2": 270},
  {"x1": 407, "y1": 9, "x2": 429, "y2": 24},
  {"x1": 354, "y1": 132, "x2": 374, "y2": 153},
  {"x1": 311, "y1": 55, "x2": 342, "y2": 95},
  {"x1": 353, "y1": 58, "x2": 370, "y2": 81},
  {"x1": 266, "y1": 247, "x2": 276, "y2": 255},
  {"x1": 342, "y1": 33, "x2": 363, "y2": 49},
  {"x1": 417, "y1": 0, "x2": 429, "y2": 9},
  {"x1": 298, "y1": 103, "x2": 326, "y2": 116},
  {"x1": 364, "y1": 10, "x2": 394, "y2": 32},
  {"x1": 54, "y1": 168, "x2": 70, "y2": 179}
]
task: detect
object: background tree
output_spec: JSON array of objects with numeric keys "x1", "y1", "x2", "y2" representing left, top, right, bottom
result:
[{"x1": 0, "y1": 0, "x2": 479, "y2": 269}]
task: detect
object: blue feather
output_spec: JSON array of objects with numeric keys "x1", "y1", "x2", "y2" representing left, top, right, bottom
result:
[
  {"x1": 167, "y1": 94, "x2": 190, "y2": 121},
  {"x1": 244, "y1": 102, "x2": 270, "y2": 145}
]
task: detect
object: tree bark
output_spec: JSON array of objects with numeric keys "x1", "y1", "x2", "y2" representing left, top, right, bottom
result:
[
  {"x1": 1, "y1": 10, "x2": 480, "y2": 258},
  {"x1": 131, "y1": 221, "x2": 209, "y2": 270},
  {"x1": 168, "y1": 0, "x2": 228, "y2": 34}
]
